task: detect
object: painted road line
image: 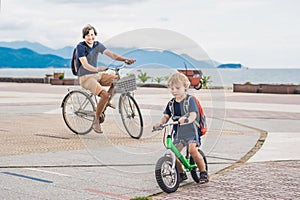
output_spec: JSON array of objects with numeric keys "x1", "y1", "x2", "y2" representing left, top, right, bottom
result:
[
  {"x1": 2, "y1": 171, "x2": 53, "y2": 183},
  {"x1": 84, "y1": 188, "x2": 130, "y2": 200},
  {"x1": 25, "y1": 168, "x2": 71, "y2": 177}
]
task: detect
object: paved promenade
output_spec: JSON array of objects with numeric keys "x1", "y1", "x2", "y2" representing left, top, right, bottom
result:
[{"x1": 0, "y1": 82, "x2": 299, "y2": 199}]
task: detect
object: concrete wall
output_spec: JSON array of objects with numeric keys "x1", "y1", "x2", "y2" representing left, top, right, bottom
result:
[
  {"x1": 0, "y1": 77, "x2": 78, "y2": 85},
  {"x1": 233, "y1": 84, "x2": 300, "y2": 94},
  {"x1": 0, "y1": 77, "x2": 45, "y2": 83}
]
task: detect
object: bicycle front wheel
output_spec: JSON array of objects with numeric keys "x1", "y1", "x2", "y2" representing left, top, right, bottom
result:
[
  {"x1": 155, "y1": 156, "x2": 180, "y2": 193},
  {"x1": 118, "y1": 93, "x2": 143, "y2": 139},
  {"x1": 62, "y1": 90, "x2": 95, "y2": 135}
]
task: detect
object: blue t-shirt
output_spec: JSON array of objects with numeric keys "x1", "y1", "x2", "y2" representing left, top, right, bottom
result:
[
  {"x1": 163, "y1": 95, "x2": 199, "y2": 139},
  {"x1": 76, "y1": 41, "x2": 106, "y2": 77}
]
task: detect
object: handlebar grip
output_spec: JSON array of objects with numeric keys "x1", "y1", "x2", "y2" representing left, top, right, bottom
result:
[
  {"x1": 125, "y1": 59, "x2": 136, "y2": 65},
  {"x1": 152, "y1": 125, "x2": 163, "y2": 132}
]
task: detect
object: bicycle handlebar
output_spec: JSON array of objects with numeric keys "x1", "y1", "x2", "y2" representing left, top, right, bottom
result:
[
  {"x1": 106, "y1": 60, "x2": 135, "y2": 72},
  {"x1": 152, "y1": 121, "x2": 179, "y2": 132}
]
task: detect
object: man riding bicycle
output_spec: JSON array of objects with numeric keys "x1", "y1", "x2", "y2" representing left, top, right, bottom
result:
[{"x1": 76, "y1": 24, "x2": 135, "y2": 133}]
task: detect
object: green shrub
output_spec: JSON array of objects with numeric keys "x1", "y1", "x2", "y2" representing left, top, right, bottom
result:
[
  {"x1": 137, "y1": 71, "x2": 151, "y2": 83},
  {"x1": 58, "y1": 73, "x2": 64, "y2": 80}
]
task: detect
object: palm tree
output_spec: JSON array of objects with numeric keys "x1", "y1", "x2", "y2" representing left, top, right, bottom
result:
[
  {"x1": 154, "y1": 76, "x2": 164, "y2": 84},
  {"x1": 137, "y1": 71, "x2": 151, "y2": 83},
  {"x1": 201, "y1": 75, "x2": 212, "y2": 88}
]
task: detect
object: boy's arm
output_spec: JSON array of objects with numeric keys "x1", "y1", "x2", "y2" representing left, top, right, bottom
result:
[
  {"x1": 160, "y1": 114, "x2": 170, "y2": 124},
  {"x1": 154, "y1": 114, "x2": 170, "y2": 128},
  {"x1": 178, "y1": 111, "x2": 196, "y2": 124}
]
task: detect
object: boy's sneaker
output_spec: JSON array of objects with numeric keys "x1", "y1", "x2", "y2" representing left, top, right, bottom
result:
[
  {"x1": 199, "y1": 171, "x2": 209, "y2": 184},
  {"x1": 179, "y1": 172, "x2": 188, "y2": 182}
]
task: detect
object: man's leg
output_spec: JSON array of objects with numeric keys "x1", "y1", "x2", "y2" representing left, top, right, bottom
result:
[
  {"x1": 99, "y1": 74, "x2": 118, "y2": 108},
  {"x1": 106, "y1": 84, "x2": 116, "y2": 108},
  {"x1": 107, "y1": 84, "x2": 115, "y2": 97},
  {"x1": 93, "y1": 90, "x2": 110, "y2": 133}
]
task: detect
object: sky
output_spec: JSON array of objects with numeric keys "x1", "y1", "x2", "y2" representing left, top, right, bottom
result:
[{"x1": 0, "y1": 0, "x2": 299, "y2": 68}]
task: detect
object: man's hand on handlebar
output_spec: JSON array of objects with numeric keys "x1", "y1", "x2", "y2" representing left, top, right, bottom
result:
[
  {"x1": 124, "y1": 58, "x2": 135, "y2": 65},
  {"x1": 97, "y1": 66, "x2": 109, "y2": 72}
]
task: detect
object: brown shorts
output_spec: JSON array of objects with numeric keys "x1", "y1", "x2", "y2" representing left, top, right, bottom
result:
[{"x1": 79, "y1": 73, "x2": 118, "y2": 96}]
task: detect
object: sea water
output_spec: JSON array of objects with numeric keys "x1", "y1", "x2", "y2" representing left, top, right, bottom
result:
[{"x1": 0, "y1": 67, "x2": 299, "y2": 87}]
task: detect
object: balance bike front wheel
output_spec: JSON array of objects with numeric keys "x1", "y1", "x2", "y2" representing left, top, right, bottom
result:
[{"x1": 155, "y1": 156, "x2": 179, "y2": 193}]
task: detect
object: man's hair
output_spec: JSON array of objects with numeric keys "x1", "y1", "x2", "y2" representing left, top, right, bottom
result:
[
  {"x1": 167, "y1": 72, "x2": 190, "y2": 90},
  {"x1": 82, "y1": 24, "x2": 98, "y2": 39}
]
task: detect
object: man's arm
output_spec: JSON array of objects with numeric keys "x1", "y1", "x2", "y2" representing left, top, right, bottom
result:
[
  {"x1": 103, "y1": 49, "x2": 135, "y2": 64},
  {"x1": 79, "y1": 57, "x2": 107, "y2": 72}
]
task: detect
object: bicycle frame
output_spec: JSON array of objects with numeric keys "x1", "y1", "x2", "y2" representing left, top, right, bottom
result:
[
  {"x1": 62, "y1": 62, "x2": 143, "y2": 138},
  {"x1": 159, "y1": 123, "x2": 198, "y2": 173},
  {"x1": 165, "y1": 136, "x2": 198, "y2": 173}
]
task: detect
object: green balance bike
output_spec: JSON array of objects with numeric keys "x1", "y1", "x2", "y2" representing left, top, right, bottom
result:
[{"x1": 152, "y1": 121, "x2": 208, "y2": 193}]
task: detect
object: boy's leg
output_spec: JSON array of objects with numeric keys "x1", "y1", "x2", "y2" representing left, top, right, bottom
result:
[
  {"x1": 188, "y1": 142, "x2": 209, "y2": 183},
  {"x1": 175, "y1": 143, "x2": 188, "y2": 182},
  {"x1": 188, "y1": 143, "x2": 206, "y2": 171}
]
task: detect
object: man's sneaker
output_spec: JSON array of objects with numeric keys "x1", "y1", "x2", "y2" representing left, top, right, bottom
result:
[
  {"x1": 199, "y1": 171, "x2": 209, "y2": 184},
  {"x1": 180, "y1": 172, "x2": 188, "y2": 182},
  {"x1": 93, "y1": 120, "x2": 103, "y2": 134}
]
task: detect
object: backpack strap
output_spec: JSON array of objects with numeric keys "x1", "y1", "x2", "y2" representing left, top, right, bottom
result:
[
  {"x1": 184, "y1": 94, "x2": 201, "y2": 126},
  {"x1": 168, "y1": 97, "x2": 175, "y2": 117},
  {"x1": 168, "y1": 98, "x2": 181, "y2": 120},
  {"x1": 183, "y1": 94, "x2": 191, "y2": 114}
]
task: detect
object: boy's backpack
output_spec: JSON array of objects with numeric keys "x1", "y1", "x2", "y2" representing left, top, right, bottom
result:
[
  {"x1": 168, "y1": 94, "x2": 207, "y2": 137},
  {"x1": 70, "y1": 44, "x2": 89, "y2": 76}
]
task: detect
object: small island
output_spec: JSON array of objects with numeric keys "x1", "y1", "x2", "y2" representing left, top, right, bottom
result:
[{"x1": 217, "y1": 63, "x2": 242, "y2": 69}]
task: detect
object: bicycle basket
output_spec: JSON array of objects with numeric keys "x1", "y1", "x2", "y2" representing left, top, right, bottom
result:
[{"x1": 114, "y1": 75, "x2": 137, "y2": 93}]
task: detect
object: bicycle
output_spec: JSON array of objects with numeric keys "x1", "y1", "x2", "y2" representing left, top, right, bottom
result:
[
  {"x1": 152, "y1": 121, "x2": 208, "y2": 193},
  {"x1": 61, "y1": 62, "x2": 143, "y2": 139}
]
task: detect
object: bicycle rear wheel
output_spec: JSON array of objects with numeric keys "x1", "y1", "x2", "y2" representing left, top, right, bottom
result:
[
  {"x1": 118, "y1": 93, "x2": 143, "y2": 139},
  {"x1": 62, "y1": 90, "x2": 95, "y2": 135}
]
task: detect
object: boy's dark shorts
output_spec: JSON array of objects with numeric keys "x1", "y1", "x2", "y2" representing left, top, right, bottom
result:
[{"x1": 173, "y1": 135, "x2": 201, "y2": 147}]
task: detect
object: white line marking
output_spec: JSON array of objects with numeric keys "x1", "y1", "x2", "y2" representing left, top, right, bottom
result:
[{"x1": 25, "y1": 168, "x2": 71, "y2": 177}]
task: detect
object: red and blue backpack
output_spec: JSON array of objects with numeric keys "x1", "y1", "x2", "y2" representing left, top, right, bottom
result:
[{"x1": 168, "y1": 94, "x2": 207, "y2": 137}]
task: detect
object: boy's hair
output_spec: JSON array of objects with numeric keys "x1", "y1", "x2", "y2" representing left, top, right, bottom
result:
[
  {"x1": 82, "y1": 24, "x2": 98, "y2": 38},
  {"x1": 167, "y1": 72, "x2": 190, "y2": 90}
]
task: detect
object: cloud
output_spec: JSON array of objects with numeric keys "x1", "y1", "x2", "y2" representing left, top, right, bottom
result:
[
  {"x1": 0, "y1": 0, "x2": 299, "y2": 68},
  {"x1": 44, "y1": 0, "x2": 145, "y2": 6}
]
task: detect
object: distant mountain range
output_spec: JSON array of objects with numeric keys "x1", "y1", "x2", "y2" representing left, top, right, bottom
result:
[
  {"x1": 0, "y1": 40, "x2": 242, "y2": 69},
  {"x1": 0, "y1": 41, "x2": 73, "y2": 58},
  {"x1": 0, "y1": 47, "x2": 69, "y2": 68}
]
